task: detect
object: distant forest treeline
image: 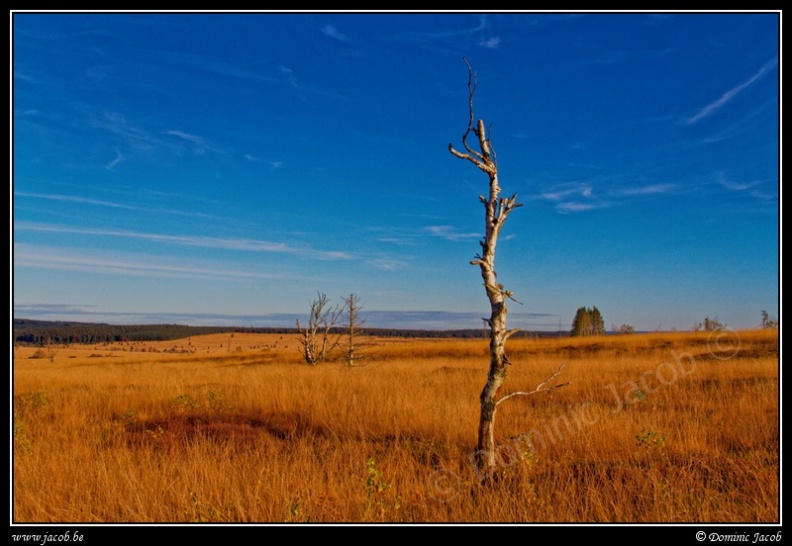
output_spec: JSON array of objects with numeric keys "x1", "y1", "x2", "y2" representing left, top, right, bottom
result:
[
  {"x1": 12, "y1": 318, "x2": 560, "y2": 345},
  {"x1": 13, "y1": 319, "x2": 239, "y2": 345}
]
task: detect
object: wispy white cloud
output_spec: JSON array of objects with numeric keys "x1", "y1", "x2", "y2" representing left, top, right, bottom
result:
[
  {"x1": 715, "y1": 171, "x2": 771, "y2": 198},
  {"x1": 242, "y1": 154, "x2": 283, "y2": 170},
  {"x1": 615, "y1": 183, "x2": 678, "y2": 196},
  {"x1": 538, "y1": 180, "x2": 679, "y2": 212},
  {"x1": 15, "y1": 191, "x2": 145, "y2": 210},
  {"x1": 13, "y1": 70, "x2": 37, "y2": 84},
  {"x1": 397, "y1": 14, "x2": 501, "y2": 52},
  {"x1": 366, "y1": 257, "x2": 410, "y2": 271},
  {"x1": 14, "y1": 222, "x2": 355, "y2": 261},
  {"x1": 536, "y1": 182, "x2": 609, "y2": 214},
  {"x1": 270, "y1": 64, "x2": 347, "y2": 100},
  {"x1": 539, "y1": 182, "x2": 594, "y2": 202},
  {"x1": 166, "y1": 130, "x2": 204, "y2": 145},
  {"x1": 14, "y1": 191, "x2": 216, "y2": 219},
  {"x1": 478, "y1": 36, "x2": 501, "y2": 49},
  {"x1": 243, "y1": 154, "x2": 283, "y2": 171},
  {"x1": 89, "y1": 111, "x2": 156, "y2": 150},
  {"x1": 134, "y1": 49, "x2": 348, "y2": 101},
  {"x1": 711, "y1": 172, "x2": 777, "y2": 212},
  {"x1": 157, "y1": 51, "x2": 291, "y2": 88},
  {"x1": 718, "y1": 178, "x2": 758, "y2": 192},
  {"x1": 322, "y1": 25, "x2": 349, "y2": 42},
  {"x1": 582, "y1": 43, "x2": 673, "y2": 66},
  {"x1": 684, "y1": 57, "x2": 778, "y2": 125},
  {"x1": 243, "y1": 155, "x2": 283, "y2": 169},
  {"x1": 683, "y1": 95, "x2": 777, "y2": 146},
  {"x1": 376, "y1": 236, "x2": 413, "y2": 246},
  {"x1": 165, "y1": 129, "x2": 220, "y2": 154},
  {"x1": 13, "y1": 243, "x2": 289, "y2": 282},
  {"x1": 86, "y1": 110, "x2": 219, "y2": 157},
  {"x1": 425, "y1": 225, "x2": 480, "y2": 241},
  {"x1": 104, "y1": 149, "x2": 124, "y2": 170},
  {"x1": 555, "y1": 202, "x2": 599, "y2": 213},
  {"x1": 277, "y1": 65, "x2": 299, "y2": 90}
]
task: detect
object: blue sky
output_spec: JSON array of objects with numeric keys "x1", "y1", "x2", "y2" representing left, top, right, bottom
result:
[{"x1": 12, "y1": 11, "x2": 780, "y2": 331}]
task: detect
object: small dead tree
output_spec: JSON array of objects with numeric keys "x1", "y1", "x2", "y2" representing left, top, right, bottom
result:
[
  {"x1": 296, "y1": 292, "x2": 342, "y2": 365},
  {"x1": 449, "y1": 58, "x2": 566, "y2": 482},
  {"x1": 341, "y1": 293, "x2": 373, "y2": 367}
]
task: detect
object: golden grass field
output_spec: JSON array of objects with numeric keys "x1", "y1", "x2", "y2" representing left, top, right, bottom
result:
[{"x1": 12, "y1": 328, "x2": 779, "y2": 523}]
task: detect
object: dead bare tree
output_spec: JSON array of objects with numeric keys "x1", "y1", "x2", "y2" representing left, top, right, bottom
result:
[
  {"x1": 296, "y1": 292, "x2": 342, "y2": 365},
  {"x1": 449, "y1": 58, "x2": 566, "y2": 482},
  {"x1": 341, "y1": 293, "x2": 373, "y2": 367}
]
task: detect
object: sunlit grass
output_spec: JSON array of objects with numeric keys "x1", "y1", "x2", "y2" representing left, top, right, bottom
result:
[{"x1": 13, "y1": 329, "x2": 778, "y2": 522}]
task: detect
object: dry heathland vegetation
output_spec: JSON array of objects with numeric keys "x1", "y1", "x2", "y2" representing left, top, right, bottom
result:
[{"x1": 13, "y1": 329, "x2": 778, "y2": 523}]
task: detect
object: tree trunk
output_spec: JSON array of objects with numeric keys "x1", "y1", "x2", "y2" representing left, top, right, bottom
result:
[
  {"x1": 344, "y1": 293, "x2": 361, "y2": 366},
  {"x1": 471, "y1": 170, "x2": 520, "y2": 480}
]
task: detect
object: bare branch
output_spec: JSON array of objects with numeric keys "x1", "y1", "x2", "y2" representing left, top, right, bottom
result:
[
  {"x1": 504, "y1": 291, "x2": 524, "y2": 305},
  {"x1": 476, "y1": 119, "x2": 493, "y2": 163},
  {"x1": 448, "y1": 144, "x2": 491, "y2": 174},
  {"x1": 460, "y1": 57, "x2": 485, "y2": 163},
  {"x1": 496, "y1": 363, "x2": 569, "y2": 407},
  {"x1": 487, "y1": 122, "x2": 497, "y2": 167},
  {"x1": 448, "y1": 58, "x2": 500, "y2": 174}
]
